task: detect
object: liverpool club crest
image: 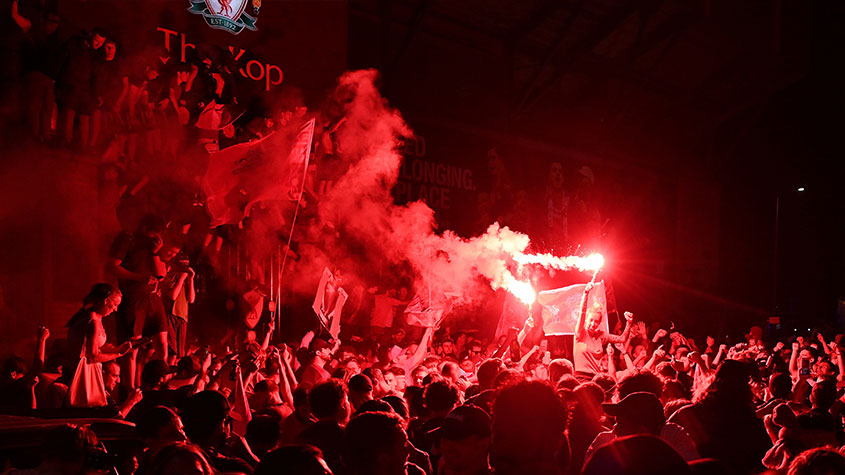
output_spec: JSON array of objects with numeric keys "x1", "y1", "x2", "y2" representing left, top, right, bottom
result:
[{"x1": 188, "y1": 0, "x2": 259, "y2": 34}]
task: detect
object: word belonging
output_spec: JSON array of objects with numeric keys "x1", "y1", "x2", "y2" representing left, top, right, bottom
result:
[{"x1": 395, "y1": 157, "x2": 476, "y2": 210}]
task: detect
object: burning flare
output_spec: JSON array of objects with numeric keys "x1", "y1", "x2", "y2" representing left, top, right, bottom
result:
[
  {"x1": 512, "y1": 251, "x2": 605, "y2": 272},
  {"x1": 582, "y1": 253, "x2": 605, "y2": 271},
  {"x1": 504, "y1": 273, "x2": 537, "y2": 305},
  {"x1": 503, "y1": 251, "x2": 604, "y2": 305}
]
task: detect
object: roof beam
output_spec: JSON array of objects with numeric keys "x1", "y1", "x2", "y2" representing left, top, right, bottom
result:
[
  {"x1": 513, "y1": 1, "x2": 639, "y2": 118},
  {"x1": 512, "y1": 0, "x2": 587, "y2": 116},
  {"x1": 386, "y1": 0, "x2": 431, "y2": 76},
  {"x1": 506, "y1": 0, "x2": 571, "y2": 46}
]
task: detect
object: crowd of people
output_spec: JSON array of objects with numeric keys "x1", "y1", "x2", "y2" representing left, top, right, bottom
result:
[
  {"x1": 4, "y1": 3, "x2": 845, "y2": 475},
  {"x1": 2, "y1": 270, "x2": 845, "y2": 474}
]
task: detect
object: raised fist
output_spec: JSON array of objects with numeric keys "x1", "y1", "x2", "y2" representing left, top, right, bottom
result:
[
  {"x1": 624, "y1": 311, "x2": 634, "y2": 322},
  {"x1": 150, "y1": 235, "x2": 163, "y2": 253},
  {"x1": 688, "y1": 351, "x2": 703, "y2": 364},
  {"x1": 129, "y1": 388, "x2": 144, "y2": 405}
]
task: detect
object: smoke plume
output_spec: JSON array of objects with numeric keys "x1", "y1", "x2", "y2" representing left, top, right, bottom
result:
[{"x1": 292, "y1": 70, "x2": 600, "y2": 307}]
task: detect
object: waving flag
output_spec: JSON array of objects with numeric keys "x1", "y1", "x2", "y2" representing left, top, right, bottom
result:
[
  {"x1": 405, "y1": 292, "x2": 444, "y2": 328},
  {"x1": 494, "y1": 292, "x2": 529, "y2": 340},
  {"x1": 230, "y1": 364, "x2": 252, "y2": 437},
  {"x1": 313, "y1": 267, "x2": 347, "y2": 337},
  {"x1": 537, "y1": 281, "x2": 608, "y2": 336},
  {"x1": 202, "y1": 118, "x2": 315, "y2": 226},
  {"x1": 405, "y1": 291, "x2": 457, "y2": 327}
]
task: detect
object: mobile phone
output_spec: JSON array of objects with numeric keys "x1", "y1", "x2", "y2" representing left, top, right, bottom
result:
[
  {"x1": 133, "y1": 336, "x2": 152, "y2": 349},
  {"x1": 508, "y1": 339, "x2": 521, "y2": 362},
  {"x1": 799, "y1": 357, "x2": 810, "y2": 377}
]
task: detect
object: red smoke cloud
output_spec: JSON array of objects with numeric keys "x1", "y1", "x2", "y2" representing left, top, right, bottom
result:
[{"x1": 291, "y1": 70, "x2": 598, "y2": 307}]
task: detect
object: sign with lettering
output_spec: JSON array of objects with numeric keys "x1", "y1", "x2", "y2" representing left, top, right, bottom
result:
[
  {"x1": 157, "y1": 26, "x2": 283, "y2": 91},
  {"x1": 59, "y1": 1, "x2": 346, "y2": 99}
]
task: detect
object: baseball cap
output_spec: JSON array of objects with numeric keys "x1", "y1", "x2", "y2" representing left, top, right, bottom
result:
[
  {"x1": 348, "y1": 374, "x2": 373, "y2": 393},
  {"x1": 602, "y1": 391, "x2": 665, "y2": 428},
  {"x1": 428, "y1": 404, "x2": 492, "y2": 440},
  {"x1": 141, "y1": 359, "x2": 175, "y2": 387},
  {"x1": 583, "y1": 434, "x2": 691, "y2": 475},
  {"x1": 309, "y1": 338, "x2": 332, "y2": 352},
  {"x1": 176, "y1": 355, "x2": 201, "y2": 378}
]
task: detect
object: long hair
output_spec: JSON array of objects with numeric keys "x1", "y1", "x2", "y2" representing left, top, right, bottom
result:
[{"x1": 66, "y1": 283, "x2": 119, "y2": 328}]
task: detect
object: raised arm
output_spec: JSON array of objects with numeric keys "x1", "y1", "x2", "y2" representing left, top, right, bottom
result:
[
  {"x1": 33, "y1": 325, "x2": 49, "y2": 375},
  {"x1": 300, "y1": 330, "x2": 315, "y2": 349},
  {"x1": 10, "y1": 1, "x2": 31, "y2": 33},
  {"x1": 617, "y1": 348, "x2": 639, "y2": 378},
  {"x1": 281, "y1": 344, "x2": 298, "y2": 389},
  {"x1": 492, "y1": 328, "x2": 516, "y2": 360},
  {"x1": 191, "y1": 351, "x2": 213, "y2": 395},
  {"x1": 275, "y1": 349, "x2": 295, "y2": 407},
  {"x1": 517, "y1": 346, "x2": 540, "y2": 372},
  {"x1": 517, "y1": 316, "x2": 535, "y2": 347},
  {"x1": 712, "y1": 344, "x2": 728, "y2": 367},
  {"x1": 575, "y1": 283, "x2": 594, "y2": 339},
  {"x1": 834, "y1": 345, "x2": 845, "y2": 383},
  {"x1": 260, "y1": 316, "x2": 275, "y2": 353},
  {"x1": 604, "y1": 311, "x2": 635, "y2": 345},
  {"x1": 405, "y1": 326, "x2": 435, "y2": 373},
  {"x1": 788, "y1": 341, "x2": 799, "y2": 377},
  {"x1": 643, "y1": 345, "x2": 667, "y2": 371},
  {"x1": 817, "y1": 333, "x2": 832, "y2": 356},
  {"x1": 118, "y1": 389, "x2": 144, "y2": 419},
  {"x1": 167, "y1": 272, "x2": 188, "y2": 301}
]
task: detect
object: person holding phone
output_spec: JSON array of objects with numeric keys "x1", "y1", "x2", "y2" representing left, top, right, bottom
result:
[
  {"x1": 789, "y1": 340, "x2": 818, "y2": 382},
  {"x1": 162, "y1": 248, "x2": 196, "y2": 361},
  {"x1": 108, "y1": 215, "x2": 170, "y2": 388},
  {"x1": 64, "y1": 283, "x2": 133, "y2": 407}
]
